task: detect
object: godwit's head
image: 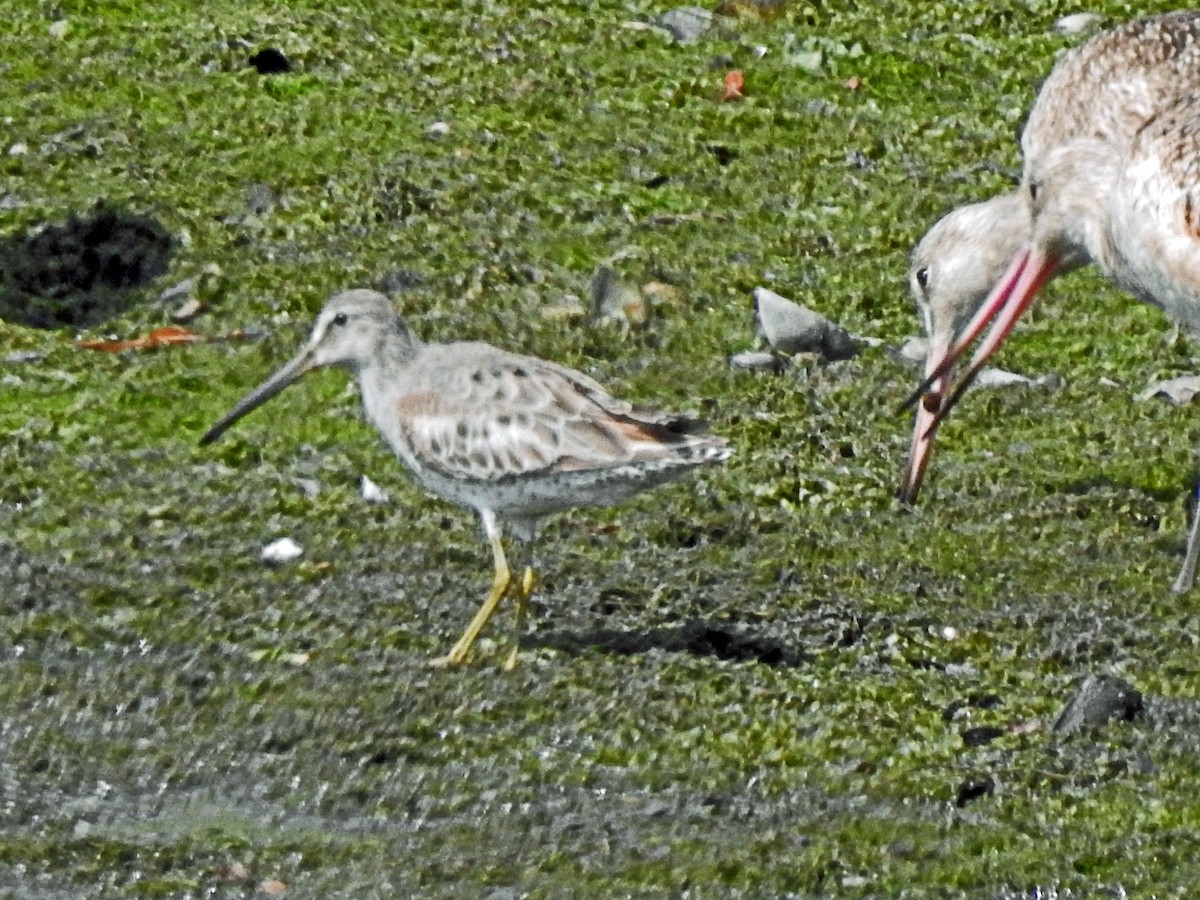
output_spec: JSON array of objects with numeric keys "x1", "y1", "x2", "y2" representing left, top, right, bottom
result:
[
  {"x1": 899, "y1": 142, "x2": 1123, "y2": 502},
  {"x1": 900, "y1": 192, "x2": 1030, "y2": 503}
]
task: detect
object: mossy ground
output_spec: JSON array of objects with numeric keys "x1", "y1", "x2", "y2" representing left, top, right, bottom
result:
[{"x1": 4, "y1": 0, "x2": 1200, "y2": 895}]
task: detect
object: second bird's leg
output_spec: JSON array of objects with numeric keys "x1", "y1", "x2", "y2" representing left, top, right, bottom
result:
[
  {"x1": 501, "y1": 566, "x2": 538, "y2": 672},
  {"x1": 1173, "y1": 484, "x2": 1200, "y2": 594},
  {"x1": 431, "y1": 512, "x2": 511, "y2": 666}
]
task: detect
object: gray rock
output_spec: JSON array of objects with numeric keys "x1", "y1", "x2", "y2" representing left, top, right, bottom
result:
[
  {"x1": 1053, "y1": 673, "x2": 1144, "y2": 736},
  {"x1": 728, "y1": 350, "x2": 787, "y2": 373},
  {"x1": 590, "y1": 266, "x2": 648, "y2": 327},
  {"x1": 246, "y1": 182, "x2": 276, "y2": 216},
  {"x1": 1055, "y1": 12, "x2": 1103, "y2": 36},
  {"x1": 655, "y1": 6, "x2": 714, "y2": 44},
  {"x1": 1137, "y1": 374, "x2": 1200, "y2": 405},
  {"x1": 159, "y1": 277, "x2": 197, "y2": 305},
  {"x1": 753, "y1": 287, "x2": 857, "y2": 360},
  {"x1": 4, "y1": 350, "x2": 45, "y2": 365},
  {"x1": 896, "y1": 335, "x2": 928, "y2": 364}
]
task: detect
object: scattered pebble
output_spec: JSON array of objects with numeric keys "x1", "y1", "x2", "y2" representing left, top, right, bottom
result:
[
  {"x1": 790, "y1": 51, "x2": 823, "y2": 73},
  {"x1": 294, "y1": 478, "x2": 321, "y2": 500},
  {"x1": 378, "y1": 269, "x2": 425, "y2": 294},
  {"x1": 8, "y1": 143, "x2": 28, "y2": 157},
  {"x1": 640, "y1": 281, "x2": 681, "y2": 308},
  {"x1": 728, "y1": 350, "x2": 786, "y2": 373},
  {"x1": 1053, "y1": 673, "x2": 1144, "y2": 736},
  {"x1": 246, "y1": 182, "x2": 276, "y2": 216},
  {"x1": 591, "y1": 266, "x2": 649, "y2": 327},
  {"x1": 655, "y1": 6, "x2": 714, "y2": 44},
  {"x1": 49, "y1": 19, "x2": 70, "y2": 39},
  {"x1": 4, "y1": 350, "x2": 45, "y2": 364},
  {"x1": 540, "y1": 300, "x2": 588, "y2": 321},
  {"x1": 955, "y1": 775, "x2": 994, "y2": 807},
  {"x1": 961, "y1": 725, "x2": 1004, "y2": 748},
  {"x1": 158, "y1": 277, "x2": 197, "y2": 306},
  {"x1": 895, "y1": 335, "x2": 928, "y2": 363},
  {"x1": 248, "y1": 48, "x2": 292, "y2": 75},
  {"x1": 170, "y1": 297, "x2": 204, "y2": 322},
  {"x1": 972, "y1": 368, "x2": 1032, "y2": 388},
  {"x1": 1137, "y1": 374, "x2": 1200, "y2": 405},
  {"x1": 1055, "y1": 12, "x2": 1103, "y2": 36},
  {"x1": 361, "y1": 475, "x2": 390, "y2": 504},
  {"x1": 753, "y1": 287, "x2": 858, "y2": 360},
  {"x1": 427, "y1": 121, "x2": 451, "y2": 138},
  {"x1": 261, "y1": 537, "x2": 303, "y2": 564},
  {"x1": 220, "y1": 861, "x2": 250, "y2": 883},
  {"x1": 973, "y1": 368, "x2": 1062, "y2": 390}
]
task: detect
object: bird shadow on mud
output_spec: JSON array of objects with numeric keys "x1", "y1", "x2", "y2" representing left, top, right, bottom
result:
[{"x1": 527, "y1": 620, "x2": 810, "y2": 668}]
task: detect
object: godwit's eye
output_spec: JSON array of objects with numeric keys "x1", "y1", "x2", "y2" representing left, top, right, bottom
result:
[
  {"x1": 332, "y1": 313, "x2": 349, "y2": 327},
  {"x1": 1029, "y1": 182, "x2": 1040, "y2": 202},
  {"x1": 915, "y1": 267, "x2": 929, "y2": 290}
]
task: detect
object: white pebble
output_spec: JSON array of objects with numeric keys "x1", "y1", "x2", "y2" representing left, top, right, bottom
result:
[
  {"x1": 1055, "y1": 13, "x2": 1102, "y2": 36},
  {"x1": 261, "y1": 537, "x2": 303, "y2": 564},
  {"x1": 427, "y1": 121, "x2": 451, "y2": 137},
  {"x1": 361, "y1": 475, "x2": 390, "y2": 504}
]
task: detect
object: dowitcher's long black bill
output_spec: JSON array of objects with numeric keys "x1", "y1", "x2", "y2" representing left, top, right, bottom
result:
[{"x1": 199, "y1": 347, "x2": 315, "y2": 446}]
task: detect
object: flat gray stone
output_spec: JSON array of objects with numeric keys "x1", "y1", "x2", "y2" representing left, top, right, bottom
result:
[
  {"x1": 1137, "y1": 374, "x2": 1200, "y2": 406},
  {"x1": 655, "y1": 6, "x2": 714, "y2": 44},
  {"x1": 753, "y1": 287, "x2": 857, "y2": 360},
  {"x1": 1053, "y1": 673, "x2": 1144, "y2": 736}
]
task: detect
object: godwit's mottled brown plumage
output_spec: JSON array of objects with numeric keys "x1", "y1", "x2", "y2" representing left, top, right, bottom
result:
[
  {"x1": 902, "y1": 10, "x2": 1200, "y2": 503},
  {"x1": 201, "y1": 289, "x2": 732, "y2": 666}
]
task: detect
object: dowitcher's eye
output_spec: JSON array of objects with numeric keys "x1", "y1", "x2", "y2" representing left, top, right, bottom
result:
[
  {"x1": 1029, "y1": 182, "x2": 1040, "y2": 202},
  {"x1": 332, "y1": 313, "x2": 348, "y2": 327},
  {"x1": 915, "y1": 267, "x2": 929, "y2": 291}
]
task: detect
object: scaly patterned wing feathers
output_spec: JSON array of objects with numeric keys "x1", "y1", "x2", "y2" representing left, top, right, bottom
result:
[{"x1": 395, "y1": 352, "x2": 714, "y2": 482}]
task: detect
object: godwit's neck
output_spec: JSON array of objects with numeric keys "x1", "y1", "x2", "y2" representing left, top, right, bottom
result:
[{"x1": 1028, "y1": 139, "x2": 1123, "y2": 273}]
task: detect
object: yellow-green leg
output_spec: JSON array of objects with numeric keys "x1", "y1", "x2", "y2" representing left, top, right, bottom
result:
[
  {"x1": 430, "y1": 512, "x2": 511, "y2": 666},
  {"x1": 501, "y1": 566, "x2": 537, "y2": 672}
]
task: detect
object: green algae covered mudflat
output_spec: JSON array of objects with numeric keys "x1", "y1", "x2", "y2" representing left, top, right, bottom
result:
[{"x1": 3, "y1": 1, "x2": 1200, "y2": 895}]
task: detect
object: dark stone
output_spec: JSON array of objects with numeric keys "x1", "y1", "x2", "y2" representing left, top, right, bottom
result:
[
  {"x1": 378, "y1": 269, "x2": 425, "y2": 295},
  {"x1": 961, "y1": 725, "x2": 1005, "y2": 748},
  {"x1": 706, "y1": 144, "x2": 738, "y2": 166},
  {"x1": 1053, "y1": 673, "x2": 1145, "y2": 736},
  {"x1": 249, "y1": 47, "x2": 292, "y2": 75},
  {"x1": 955, "y1": 775, "x2": 994, "y2": 807}
]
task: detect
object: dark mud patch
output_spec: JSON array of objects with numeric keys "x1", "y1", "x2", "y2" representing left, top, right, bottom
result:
[
  {"x1": 531, "y1": 620, "x2": 809, "y2": 667},
  {"x1": 0, "y1": 203, "x2": 174, "y2": 328}
]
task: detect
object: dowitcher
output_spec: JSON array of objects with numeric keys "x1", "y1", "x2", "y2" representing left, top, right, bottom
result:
[{"x1": 200, "y1": 289, "x2": 731, "y2": 666}]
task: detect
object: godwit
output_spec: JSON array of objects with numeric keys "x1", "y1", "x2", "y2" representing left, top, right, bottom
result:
[
  {"x1": 916, "y1": 92, "x2": 1200, "y2": 591},
  {"x1": 901, "y1": 9, "x2": 1200, "y2": 503},
  {"x1": 200, "y1": 290, "x2": 732, "y2": 667}
]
